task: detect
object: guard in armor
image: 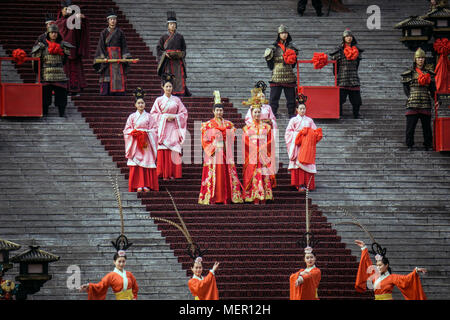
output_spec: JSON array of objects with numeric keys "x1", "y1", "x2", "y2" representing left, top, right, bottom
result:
[
  {"x1": 264, "y1": 25, "x2": 299, "y2": 119},
  {"x1": 31, "y1": 23, "x2": 73, "y2": 117},
  {"x1": 401, "y1": 48, "x2": 436, "y2": 151},
  {"x1": 329, "y1": 28, "x2": 364, "y2": 119}
]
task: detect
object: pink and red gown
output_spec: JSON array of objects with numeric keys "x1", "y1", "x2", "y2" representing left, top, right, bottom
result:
[
  {"x1": 123, "y1": 110, "x2": 159, "y2": 192},
  {"x1": 285, "y1": 114, "x2": 322, "y2": 190},
  {"x1": 150, "y1": 94, "x2": 188, "y2": 179},
  {"x1": 198, "y1": 118, "x2": 243, "y2": 205},
  {"x1": 289, "y1": 265, "x2": 321, "y2": 300},
  {"x1": 87, "y1": 268, "x2": 139, "y2": 300},
  {"x1": 187, "y1": 271, "x2": 219, "y2": 300},
  {"x1": 242, "y1": 120, "x2": 276, "y2": 203},
  {"x1": 355, "y1": 247, "x2": 427, "y2": 300}
]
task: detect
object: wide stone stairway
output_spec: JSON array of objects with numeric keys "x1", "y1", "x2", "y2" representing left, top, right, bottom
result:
[{"x1": 0, "y1": 0, "x2": 449, "y2": 300}]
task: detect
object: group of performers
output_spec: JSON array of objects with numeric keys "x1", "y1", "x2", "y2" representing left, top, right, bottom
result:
[
  {"x1": 31, "y1": 3, "x2": 189, "y2": 116},
  {"x1": 77, "y1": 236, "x2": 427, "y2": 300},
  {"x1": 123, "y1": 78, "x2": 323, "y2": 202},
  {"x1": 25, "y1": 1, "x2": 435, "y2": 301}
]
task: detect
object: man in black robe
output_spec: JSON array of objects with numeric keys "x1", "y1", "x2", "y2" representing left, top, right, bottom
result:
[
  {"x1": 156, "y1": 11, "x2": 191, "y2": 96},
  {"x1": 93, "y1": 8, "x2": 131, "y2": 96}
]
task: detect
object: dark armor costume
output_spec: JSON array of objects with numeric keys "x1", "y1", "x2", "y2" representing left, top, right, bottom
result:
[
  {"x1": 329, "y1": 28, "x2": 364, "y2": 119},
  {"x1": 31, "y1": 23, "x2": 73, "y2": 117},
  {"x1": 401, "y1": 48, "x2": 436, "y2": 150},
  {"x1": 264, "y1": 25, "x2": 299, "y2": 118}
]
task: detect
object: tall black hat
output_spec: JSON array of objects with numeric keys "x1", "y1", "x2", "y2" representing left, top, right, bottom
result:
[
  {"x1": 45, "y1": 12, "x2": 56, "y2": 24},
  {"x1": 61, "y1": 0, "x2": 72, "y2": 7},
  {"x1": 167, "y1": 11, "x2": 177, "y2": 23},
  {"x1": 106, "y1": 8, "x2": 117, "y2": 19}
]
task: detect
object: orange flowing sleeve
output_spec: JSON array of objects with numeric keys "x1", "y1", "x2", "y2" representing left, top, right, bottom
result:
[
  {"x1": 391, "y1": 270, "x2": 427, "y2": 300},
  {"x1": 289, "y1": 270, "x2": 302, "y2": 300},
  {"x1": 201, "y1": 122, "x2": 216, "y2": 157},
  {"x1": 128, "y1": 271, "x2": 139, "y2": 300},
  {"x1": 315, "y1": 128, "x2": 323, "y2": 143},
  {"x1": 88, "y1": 273, "x2": 113, "y2": 300},
  {"x1": 355, "y1": 248, "x2": 374, "y2": 293},
  {"x1": 188, "y1": 272, "x2": 219, "y2": 300}
]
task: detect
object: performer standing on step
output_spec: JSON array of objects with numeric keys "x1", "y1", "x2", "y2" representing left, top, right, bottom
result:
[
  {"x1": 354, "y1": 240, "x2": 427, "y2": 300},
  {"x1": 264, "y1": 25, "x2": 299, "y2": 119},
  {"x1": 244, "y1": 81, "x2": 278, "y2": 130},
  {"x1": 198, "y1": 91, "x2": 243, "y2": 205},
  {"x1": 242, "y1": 91, "x2": 276, "y2": 204},
  {"x1": 285, "y1": 94, "x2": 322, "y2": 192},
  {"x1": 31, "y1": 23, "x2": 73, "y2": 117},
  {"x1": 56, "y1": 0, "x2": 89, "y2": 96},
  {"x1": 79, "y1": 249, "x2": 139, "y2": 300},
  {"x1": 123, "y1": 87, "x2": 159, "y2": 193},
  {"x1": 401, "y1": 48, "x2": 436, "y2": 152},
  {"x1": 188, "y1": 255, "x2": 220, "y2": 300},
  {"x1": 289, "y1": 245, "x2": 321, "y2": 300},
  {"x1": 156, "y1": 11, "x2": 191, "y2": 97},
  {"x1": 150, "y1": 74, "x2": 188, "y2": 180},
  {"x1": 93, "y1": 8, "x2": 132, "y2": 96},
  {"x1": 329, "y1": 28, "x2": 364, "y2": 119}
]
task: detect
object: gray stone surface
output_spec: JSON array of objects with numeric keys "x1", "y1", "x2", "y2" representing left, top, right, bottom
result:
[{"x1": 0, "y1": 100, "x2": 191, "y2": 300}]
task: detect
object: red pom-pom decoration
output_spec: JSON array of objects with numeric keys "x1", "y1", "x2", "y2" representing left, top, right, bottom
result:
[
  {"x1": 46, "y1": 40, "x2": 64, "y2": 56},
  {"x1": 433, "y1": 38, "x2": 450, "y2": 56},
  {"x1": 344, "y1": 45, "x2": 359, "y2": 60},
  {"x1": 312, "y1": 52, "x2": 328, "y2": 69},
  {"x1": 12, "y1": 49, "x2": 27, "y2": 65},
  {"x1": 283, "y1": 48, "x2": 297, "y2": 65},
  {"x1": 418, "y1": 73, "x2": 431, "y2": 86}
]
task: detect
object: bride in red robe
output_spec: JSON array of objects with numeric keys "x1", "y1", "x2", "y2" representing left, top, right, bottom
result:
[
  {"x1": 198, "y1": 92, "x2": 243, "y2": 205},
  {"x1": 354, "y1": 240, "x2": 427, "y2": 300},
  {"x1": 242, "y1": 104, "x2": 276, "y2": 204}
]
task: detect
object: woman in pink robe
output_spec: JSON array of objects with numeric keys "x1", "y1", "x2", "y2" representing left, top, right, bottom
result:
[
  {"x1": 150, "y1": 77, "x2": 188, "y2": 180},
  {"x1": 123, "y1": 88, "x2": 159, "y2": 192},
  {"x1": 285, "y1": 98, "x2": 322, "y2": 191}
]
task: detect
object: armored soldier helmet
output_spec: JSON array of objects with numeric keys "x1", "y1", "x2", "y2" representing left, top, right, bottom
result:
[
  {"x1": 414, "y1": 48, "x2": 426, "y2": 59},
  {"x1": 278, "y1": 24, "x2": 289, "y2": 34},
  {"x1": 343, "y1": 28, "x2": 353, "y2": 37},
  {"x1": 46, "y1": 23, "x2": 59, "y2": 34}
]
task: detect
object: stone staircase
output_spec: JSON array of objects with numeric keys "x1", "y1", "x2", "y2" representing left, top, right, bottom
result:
[
  {"x1": 0, "y1": 0, "x2": 449, "y2": 300},
  {"x1": 114, "y1": 0, "x2": 450, "y2": 299}
]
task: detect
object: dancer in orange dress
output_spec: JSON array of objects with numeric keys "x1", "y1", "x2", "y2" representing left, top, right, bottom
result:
[
  {"x1": 289, "y1": 245, "x2": 321, "y2": 300},
  {"x1": 188, "y1": 256, "x2": 220, "y2": 300},
  {"x1": 79, "y1": 236, "x2": 138, "y2": 300},
  {"x1": 354, "y1": 240, "x2": 427, "y2": 300}
]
